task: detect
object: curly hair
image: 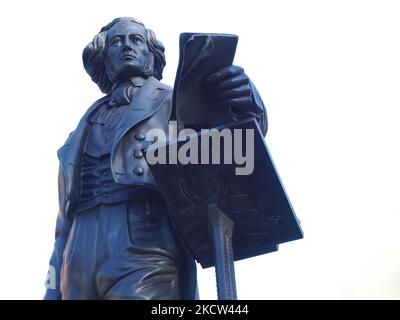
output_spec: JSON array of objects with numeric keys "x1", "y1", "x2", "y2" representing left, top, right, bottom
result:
[{"x1": 82, "y1": 17, "x2": 166, "y2": 94}]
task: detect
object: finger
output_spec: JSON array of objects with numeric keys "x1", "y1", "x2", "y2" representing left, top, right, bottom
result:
[
  {"x1": 214, "y1": 84, "x2": 252, "y2": 100},
  {"x1": 207, "y1": 73, "x2": 249, "y2": 93},
  {"x1": 220, "y1": 96, "x2": 254, "y2": 110},
  {"x1": 205, "y1": 65, "x2": 244, "y2": 84}
]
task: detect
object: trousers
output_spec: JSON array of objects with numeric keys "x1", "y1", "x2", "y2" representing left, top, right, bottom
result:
[{"x1": 60, "y1": 197, "x2": 182, "y2": 299}]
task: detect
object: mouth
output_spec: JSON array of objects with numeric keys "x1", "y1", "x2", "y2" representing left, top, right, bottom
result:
[{"x1": 121, "y1": 54, "x2": 137, "y2": 61}]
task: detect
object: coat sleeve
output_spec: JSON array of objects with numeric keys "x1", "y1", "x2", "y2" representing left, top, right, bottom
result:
[
  {"x1": 229, "y1": 80, "x2": 268, "y2": 136},
  {"x1": 43, "y1": 166, "x2": 72, "y2": 300}
]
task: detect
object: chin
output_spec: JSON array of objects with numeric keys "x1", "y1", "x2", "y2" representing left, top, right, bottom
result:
[{"x1": 119, "y1": 65, "x2": 146, "y2": 79}]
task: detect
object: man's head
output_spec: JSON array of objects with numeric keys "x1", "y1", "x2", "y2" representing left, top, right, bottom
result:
[{"x1": 83, "y1": 17, "x2": 166, "y2": 94}]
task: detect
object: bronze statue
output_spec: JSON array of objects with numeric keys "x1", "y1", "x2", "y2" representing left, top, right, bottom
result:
[{"x1": 44, "y1": 17, "x2": 267, "y2": 300}]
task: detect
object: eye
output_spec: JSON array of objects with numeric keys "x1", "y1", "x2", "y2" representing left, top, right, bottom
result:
[
  {"x1": 111, "y1": 37, "x2": 121, "y2": 46},
  {"x1": 131, "y1": 35, "x2": 143, "y2": 43}
]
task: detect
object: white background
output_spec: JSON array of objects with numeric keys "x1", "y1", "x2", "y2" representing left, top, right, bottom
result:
[{"x1": 0, "y1": 0, "x2": 399, "y2": 299}]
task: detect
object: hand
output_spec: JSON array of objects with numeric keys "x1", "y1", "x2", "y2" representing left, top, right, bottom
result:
[{"x1": 204, "y1": 65, "x2": 254, "y2": 112}]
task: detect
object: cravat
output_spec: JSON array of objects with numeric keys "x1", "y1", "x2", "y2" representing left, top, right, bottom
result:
[{"x1": 108, "y1": 85, "x2": 136, "y2": 107}]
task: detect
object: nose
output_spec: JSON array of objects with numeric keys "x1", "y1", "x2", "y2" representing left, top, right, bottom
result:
[{"x1": 122, "y1": 36, "x2": 133, "y2": 51}]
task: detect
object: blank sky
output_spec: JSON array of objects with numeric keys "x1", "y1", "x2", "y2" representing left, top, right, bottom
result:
[{"x1": 0, "y1": 0, "x2": 399, "y2": 299}]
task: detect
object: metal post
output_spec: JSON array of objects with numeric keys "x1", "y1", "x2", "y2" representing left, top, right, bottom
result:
[{"x1": 208, "y1": 201, "x2": 237, "y2": 300}]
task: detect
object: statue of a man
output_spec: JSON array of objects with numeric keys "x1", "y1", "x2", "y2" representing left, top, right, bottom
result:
[{"x1": 44, "y1": 17, "x2": 267, "y2": 300}]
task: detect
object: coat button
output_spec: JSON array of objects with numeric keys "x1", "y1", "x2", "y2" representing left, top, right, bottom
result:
[
  {"x1": 135, "y1": 133, "x2": 145, "y2": 141},
  {"x1": 134, "y1": 150, "x2": 143, "y2": 158},
  {"x1": 134, "y1": 166, "x2": 144, "y2": 176}
]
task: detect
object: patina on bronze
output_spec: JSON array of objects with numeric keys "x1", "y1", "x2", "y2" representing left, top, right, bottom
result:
[
  {"x1": 44, "y1": 17, "x2": 271, "y2": 300},
  {"x1": 146, "y1": 33, "x2": 302, "y2": 300}
]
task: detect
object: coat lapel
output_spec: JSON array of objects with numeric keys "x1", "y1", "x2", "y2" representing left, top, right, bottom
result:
[
  {"x1": 111, "y1": 76, "x2": 171, "y2": 153},
  {"x1": 58, "y1": 77, "x2": 171, "y2": 215},
  {"x1": 110, "y1": 77, "x2": 171, "y2": 180}
]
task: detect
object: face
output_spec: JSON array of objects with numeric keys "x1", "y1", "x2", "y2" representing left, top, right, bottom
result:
[{"x1": 104, "y1": 20, "x2": 151, "y2": 83}]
